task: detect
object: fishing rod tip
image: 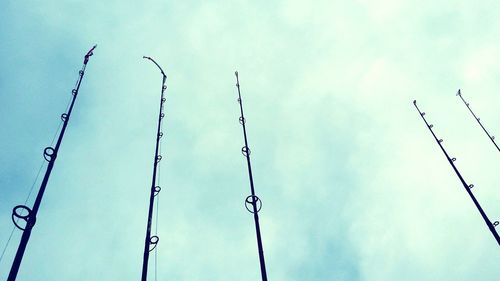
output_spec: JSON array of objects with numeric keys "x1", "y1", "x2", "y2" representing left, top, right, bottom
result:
[
  {"x1": 456, "y1": 89, "x2": 461, "y2": 96},
  {"x1": 84, "y1": 44, "x2": 98, "y2": 62},
  {"x1": 413, "y1": 100, "x2": 417, "y2": 105},
  {"x1": 235, "y1": 71, "x2": 238, "y2": 76},
  {"x1": 88, "y1": 45, "x2": 97, "y2": 52}
]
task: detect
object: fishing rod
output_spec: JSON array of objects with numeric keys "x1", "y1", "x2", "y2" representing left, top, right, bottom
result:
[
  {"x1": 413, "y1": 100, "x2": 500, "y2": 246},
  {"x1": 7, "y1": 45, "x2": 97, "y2": 281},
  {"x1": 141, "y1": 56, "x2": 167, "y2": 281},
  {"x1": 456, "y1": 89, "x2": 499, "y2": 152},
  {"x1": 234, "y1": 71, "x2": 268, "y2": 281}
]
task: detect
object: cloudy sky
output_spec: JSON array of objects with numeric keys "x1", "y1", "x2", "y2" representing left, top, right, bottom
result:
[{"x1": 1, "y1": 1, "x2": 499, "y2": 280}]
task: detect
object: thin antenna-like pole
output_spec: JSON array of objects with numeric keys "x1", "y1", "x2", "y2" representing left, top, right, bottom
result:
[
  {"x1": 456, "y1": 90, "x2": 499, "y2": 152},
  {"x1": 7, "y1": 45, "x2": 97, "y2": 281},
  {"x1": 141, "y1": 56, "x2": 167, "y2": 281},
  {"x1": 234, "y1": 71, "x2": 268, "y2": 281},
  {"x1": 413, "y1": 100, "x2": 500, "y2": 246}
]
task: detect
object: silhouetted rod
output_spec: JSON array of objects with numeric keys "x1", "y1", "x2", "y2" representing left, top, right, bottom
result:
[
  {"x1": 141, "y1": 56, "x2": 167, "y2": 281},
  {"x1": 456, "y1": 90, "x2": 499, "y2": 152},
  {"x1": 8, "y1": 45, "x2": 97, "y2": 281},
  {"x1": 413, "y1": 100, "x2": 500, "y2": 246},
  {"x1": 234, "y1": 71, "x2": 268, "y2": 281}
]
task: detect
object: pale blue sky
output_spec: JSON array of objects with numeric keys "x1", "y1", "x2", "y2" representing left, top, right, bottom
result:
[{"x1": 1, "y1": 1, "x2": 499, "y2": 280}]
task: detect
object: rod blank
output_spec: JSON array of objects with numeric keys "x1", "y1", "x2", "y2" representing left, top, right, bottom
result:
[
  {"x1": 141, "y1": 56, "x2": 167, "y2": 281},
  {"x1": 456, "y1": 89, "x2": 499, "y2": 152},
  {"x1": 8, "y1": 45, "x2": 97, "y2": 281},
  {"x1": 413, "y1": 100, "x2": 500, "y2": 246},
  {"x1": 235, "y1": 71, "x2": 269, "y2": 281}
]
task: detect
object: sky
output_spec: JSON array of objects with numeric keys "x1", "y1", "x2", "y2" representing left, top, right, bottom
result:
[{"x1": 0, "y1": 0, "x2": 499, "y2": 280}]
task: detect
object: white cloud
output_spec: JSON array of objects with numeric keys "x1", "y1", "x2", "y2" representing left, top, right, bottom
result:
[{"x1": 1, "y1": 1, "x2": 499, "y2": 280}]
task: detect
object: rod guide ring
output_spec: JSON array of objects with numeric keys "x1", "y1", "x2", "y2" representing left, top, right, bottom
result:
[
  {"x1": 149, "y1": 235, "x2": 160, "y2": 252},
  {"x1": 43, "y1": 147, "x2": 56, "y2": 162},
  {"x1": 12, "y1": 205, "x2": 36, "y2": 231},
  {"x1": 245, "y1": 195, "x2": 262, "y2": 214},
  {"x1": 241, "y1": 146, "x2": 251, "y2": 157},
  {"x1": 61, "y1": 113, "x2": 68, "y2": 122},
  {"x1": 154, "y1": 186, "x2": 161, "y2": 196}
]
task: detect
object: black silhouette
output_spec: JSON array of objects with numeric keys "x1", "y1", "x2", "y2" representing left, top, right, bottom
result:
[
  {"x1": 141, "y1": 56, "x2": 167, "y2": 281},
  {"x1": 235, "y1": 71, "x2": 269, "y2": 280},
  {"x1": 456, "y1": 90, "x2": 499, "y2": 152},
  {"x1": 8, "y1": 45, "x2": 97, "y2": 281},
  {"x1": 413, "y1": 100, "x2": 500, "y2": 246}
]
